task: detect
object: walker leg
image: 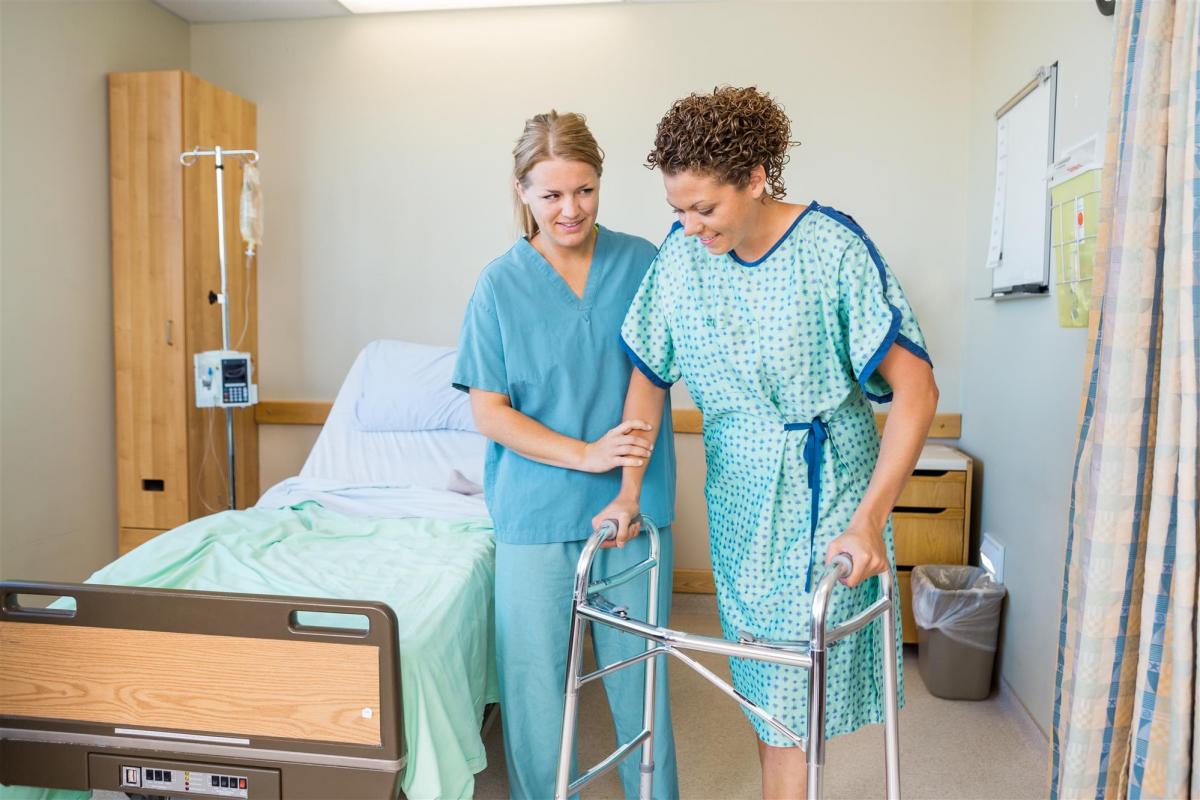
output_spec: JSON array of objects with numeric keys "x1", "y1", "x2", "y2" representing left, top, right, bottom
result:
[
  {"x1": 805, "y1": 646, "x2": 827, "y2": 800},
  {"x1": 638, "y1": 637, "x2": 657, "y2": 800},
  {"x1": 881, "y1": 571, "x2": 902, "y2": 800},
  {"x1": 555, "y1": 605, "x2": 588, "y2": 800},
  {"x1": 638, "y1": 533, "x2": 662, "y2": 800}
]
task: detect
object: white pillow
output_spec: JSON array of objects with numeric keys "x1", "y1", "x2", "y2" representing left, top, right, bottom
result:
[
  {"x1": 354, "y1": 340, "x2": 476, "y2": 433},
  {"x1": 302, "y1": 342, "x2": 486, "y2": 491}
]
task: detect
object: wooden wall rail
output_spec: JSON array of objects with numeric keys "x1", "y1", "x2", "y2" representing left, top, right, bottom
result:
[
  {"x1": 255, "y1": 400, "x2": 332, "y2": 426},
  {"x1": 257, "y1": 401, "x2": 961, "y2": 439}
]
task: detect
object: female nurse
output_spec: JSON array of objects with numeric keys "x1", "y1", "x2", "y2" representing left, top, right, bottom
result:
[
  {"x1": 452, "y1": 111, "x2": 679, "y2": 800},
  {"x1": 596, "y1": 86, "x2": 939, "y2": 799}
]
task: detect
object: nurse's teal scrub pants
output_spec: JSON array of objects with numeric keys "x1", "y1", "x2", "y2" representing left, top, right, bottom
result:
[{"x1": 494, "y1": 526, "x2": 679, "y2": 800}]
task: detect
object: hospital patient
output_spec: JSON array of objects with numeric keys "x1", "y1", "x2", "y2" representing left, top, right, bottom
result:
[
  {"x1": 452, "y1": 111, "x2": 679, "y2": 799},
  {"x1": 595, "y1": 86, "x2": 939, "y2": 799}
]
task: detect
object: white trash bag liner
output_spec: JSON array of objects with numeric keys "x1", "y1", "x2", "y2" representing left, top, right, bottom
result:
[{"x1": 911, "y1": 565, "x2": 1005, "y2": 651}]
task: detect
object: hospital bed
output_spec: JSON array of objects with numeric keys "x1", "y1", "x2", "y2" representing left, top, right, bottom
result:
[{"x1": 0, "y1": 341, "x2": 497, "y2": 800}]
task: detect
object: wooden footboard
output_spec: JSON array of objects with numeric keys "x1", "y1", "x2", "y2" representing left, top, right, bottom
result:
[{"x1": 0, "y1": 582, "x2": 404, "y2": 799}]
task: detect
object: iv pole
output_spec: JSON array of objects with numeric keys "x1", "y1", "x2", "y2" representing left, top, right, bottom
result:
[{"x1": 180, "y1": 145, "x2": 259, "y2": 510}]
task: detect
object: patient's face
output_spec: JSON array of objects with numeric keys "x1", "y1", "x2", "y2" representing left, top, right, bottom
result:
[
  {"x1": 663, "y1": 168, "x2": 763, "y2": 256},
  {"x1": 518, "y1": 158, "x2": 600, "y2": 250}
]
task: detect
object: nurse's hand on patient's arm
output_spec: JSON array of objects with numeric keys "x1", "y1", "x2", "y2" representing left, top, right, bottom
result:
[
  {"x1": 468, "y1": 388, "x2": 652, "y2": 473},
  {"x1": 826, "y1": 523, "x2": 888, "y2": 589},
  {"x1": 589, "y1": 369, "x2": 669, "y2": 548},
  {"x1": 580, "y1": 421, "x2": 655, "y2": 473},
  {"x1": 591, "y1": 493, "x2": 641, "y2": 549}
]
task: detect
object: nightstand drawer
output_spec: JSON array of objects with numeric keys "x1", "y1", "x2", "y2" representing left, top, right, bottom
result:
[
  {"x1": 893, "y1": 509, "x2": 965, "y2": 566},
  {"x1": 896, "y1": 470, "x2": 966, "y2": 509}
]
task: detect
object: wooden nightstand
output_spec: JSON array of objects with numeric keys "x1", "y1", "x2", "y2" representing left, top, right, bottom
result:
[{"x1": 893, "y1": 444, "x2": 973, "y2": 644}]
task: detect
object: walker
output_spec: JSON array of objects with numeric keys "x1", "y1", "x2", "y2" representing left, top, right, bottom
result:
[{"x1": 554, "y1": 517, "x2": 901, "y2": 800}]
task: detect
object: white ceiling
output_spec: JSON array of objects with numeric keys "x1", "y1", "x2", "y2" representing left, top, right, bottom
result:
[{"x1": 153, "y1": 0, "x2": 701, "y2": 24}]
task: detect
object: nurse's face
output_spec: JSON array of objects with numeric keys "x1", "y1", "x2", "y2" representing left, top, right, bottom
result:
[
  {"x1": 663, "y1": 167, "x2": 766, "y2": 256},
  {"x1": 516, "y1": 158, "x2": 600, "y2": 250}
]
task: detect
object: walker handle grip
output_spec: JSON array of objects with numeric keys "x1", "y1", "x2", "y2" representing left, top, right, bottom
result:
[
  {"x1": 829, "y1": 553, "x2": 854, "y2": 581},
  {"x1": 595, "y1": 515, "x2": 645, "y2": 544},
  {"x1": 595, "y1": 520, "x2": 619, "y2": 543}
]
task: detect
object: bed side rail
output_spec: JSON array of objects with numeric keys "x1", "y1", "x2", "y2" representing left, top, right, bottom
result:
[{"x1": 0, "y1": 582, "x2": 404, "y2": 764}]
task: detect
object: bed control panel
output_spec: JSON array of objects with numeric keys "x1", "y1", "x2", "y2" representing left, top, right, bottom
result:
[
  {"x1": 123, "y1": 765, "x2": 249, "y2": 797},
  {"x1": 89, "y1": 754, "x2": 279, "y2": 799}
]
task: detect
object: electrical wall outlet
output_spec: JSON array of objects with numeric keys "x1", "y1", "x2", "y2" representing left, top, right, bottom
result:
[{"x1": 980, "y1": 533, "x2": 1005, "y2": 583}]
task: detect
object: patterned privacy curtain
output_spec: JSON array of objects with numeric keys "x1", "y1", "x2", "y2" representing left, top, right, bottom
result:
[{"x1": 1051, "y1": 1, "x2": 1200, "y2": 798}]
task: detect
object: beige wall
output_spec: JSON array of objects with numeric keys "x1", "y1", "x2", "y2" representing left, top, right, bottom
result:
[
  {"x1": 0, "y1": 0, "x2": 1118, "y2": 734},
  {"x1": 190, "y1": 1, "x2": 975, "y2": 568},
  {"x1": 961, "y1": 2, "x2": 1113, "y2": 733},
  {"x1": 0, "y1": 1, "x2": 190, "y2": 581},
  {"x1": 202, "y1": 3, "x2": 1116, "y2": 735}
]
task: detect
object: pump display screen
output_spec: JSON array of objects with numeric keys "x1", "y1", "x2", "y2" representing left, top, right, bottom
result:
[
  {"x1": 221, "y1": 359, "x2": 248, "y2": 386},
  {"x1": 221, "y1": 358, "x2": 249, "y2": 404}
]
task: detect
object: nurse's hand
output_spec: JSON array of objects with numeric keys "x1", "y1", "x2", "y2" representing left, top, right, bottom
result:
[
  {"x1": 825, "y1": 524, "x2": 889, "y2": 588},
  {"x1": 580, "y1": 420, "x2": 655, "y2": 473},
  {"x1": 591, "y1": 495, "x2": 642, "y2": 549}
]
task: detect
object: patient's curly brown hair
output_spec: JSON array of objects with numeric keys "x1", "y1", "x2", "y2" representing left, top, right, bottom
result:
[{"x1": 646, "y1": 86, "x2": 795, "y2": 198}]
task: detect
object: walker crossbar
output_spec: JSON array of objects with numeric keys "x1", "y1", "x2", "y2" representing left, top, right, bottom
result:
[
  {"x1": 589, "y1": 559, "x2": 657, "y2": 593},
  {"x1": 578, "y1": 647, "x2": 671, "y2": 687},
  {"x1": 577, "y1": 605, "x2": 814, "y2": 668},
  {"x1": 554, "y1": 518, "x2": 901, "y2": 800}
]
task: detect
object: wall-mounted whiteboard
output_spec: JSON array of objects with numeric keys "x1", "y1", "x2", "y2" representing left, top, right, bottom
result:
[{"x1": 986, "y1": 63, "x2": 1057, "y2": 296}]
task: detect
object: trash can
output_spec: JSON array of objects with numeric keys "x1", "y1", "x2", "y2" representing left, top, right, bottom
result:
[{"x1": 911, "y1": 565, "x2": 1006, "y2": 700}]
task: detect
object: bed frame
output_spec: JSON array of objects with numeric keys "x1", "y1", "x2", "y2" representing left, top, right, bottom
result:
[{"x1": 0, "y1": 582, "x2": 405, "y2": 799}]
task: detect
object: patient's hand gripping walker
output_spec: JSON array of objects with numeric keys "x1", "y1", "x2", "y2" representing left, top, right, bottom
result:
[{"x1": 554, "y1": 518, "x2": 901, "y2": 800}]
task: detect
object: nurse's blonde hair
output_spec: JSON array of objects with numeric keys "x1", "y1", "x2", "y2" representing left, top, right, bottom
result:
[{"x1": 512, "y1": 111, "x2": 604, "y2": 239}]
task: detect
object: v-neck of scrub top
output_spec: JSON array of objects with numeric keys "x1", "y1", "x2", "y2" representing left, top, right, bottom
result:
[
  {"x1": 729, "y1": 203, "x2": 815, "y2": 267},
  {"x1": 519, "y1": 225, "x2": 606, "y2": 314}
]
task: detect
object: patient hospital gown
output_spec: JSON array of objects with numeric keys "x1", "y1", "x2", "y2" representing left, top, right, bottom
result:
[{"x1": 620, "y1": 203, "x2": 931, "y2": 745}]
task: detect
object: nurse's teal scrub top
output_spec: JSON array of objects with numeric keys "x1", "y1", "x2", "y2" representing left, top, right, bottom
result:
[{"x1": 451, "y1": 225, "x2": 676, "y2": 544}]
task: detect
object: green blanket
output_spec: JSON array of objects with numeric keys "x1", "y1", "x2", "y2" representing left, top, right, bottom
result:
[{"x1": 1, "y1": 504, "x2": 498, "y2": 800}]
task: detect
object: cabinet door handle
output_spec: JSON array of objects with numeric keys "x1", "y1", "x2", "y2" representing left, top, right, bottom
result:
[{"x1": 165, "y1": 319, "x2": 174, "y2": 346}]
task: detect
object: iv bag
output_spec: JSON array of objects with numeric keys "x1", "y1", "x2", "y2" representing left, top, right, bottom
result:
[{"x1": 240, "y1": 162, "x2": 263, "y2": 256}]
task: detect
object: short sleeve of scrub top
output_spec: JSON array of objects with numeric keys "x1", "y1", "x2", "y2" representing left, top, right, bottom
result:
[
  {"x1": 452, "y1": 284, "x2": 507, "y2": 395},
  {"x1": 836, "y1": 228, "x2": 930, "y2": 403},
  {"x1": 620, "y1": 223, "x2": 683, "y2": 389}
]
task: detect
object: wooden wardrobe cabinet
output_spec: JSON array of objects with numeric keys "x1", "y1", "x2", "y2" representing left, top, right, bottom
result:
[{"x1": 109, "y1": 70, "x2": 258, "y2": 555}]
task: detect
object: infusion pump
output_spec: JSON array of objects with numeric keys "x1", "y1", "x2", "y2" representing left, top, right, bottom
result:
[{"x1": 194, "y1": 350, "x2": 258, "y2": 408}]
